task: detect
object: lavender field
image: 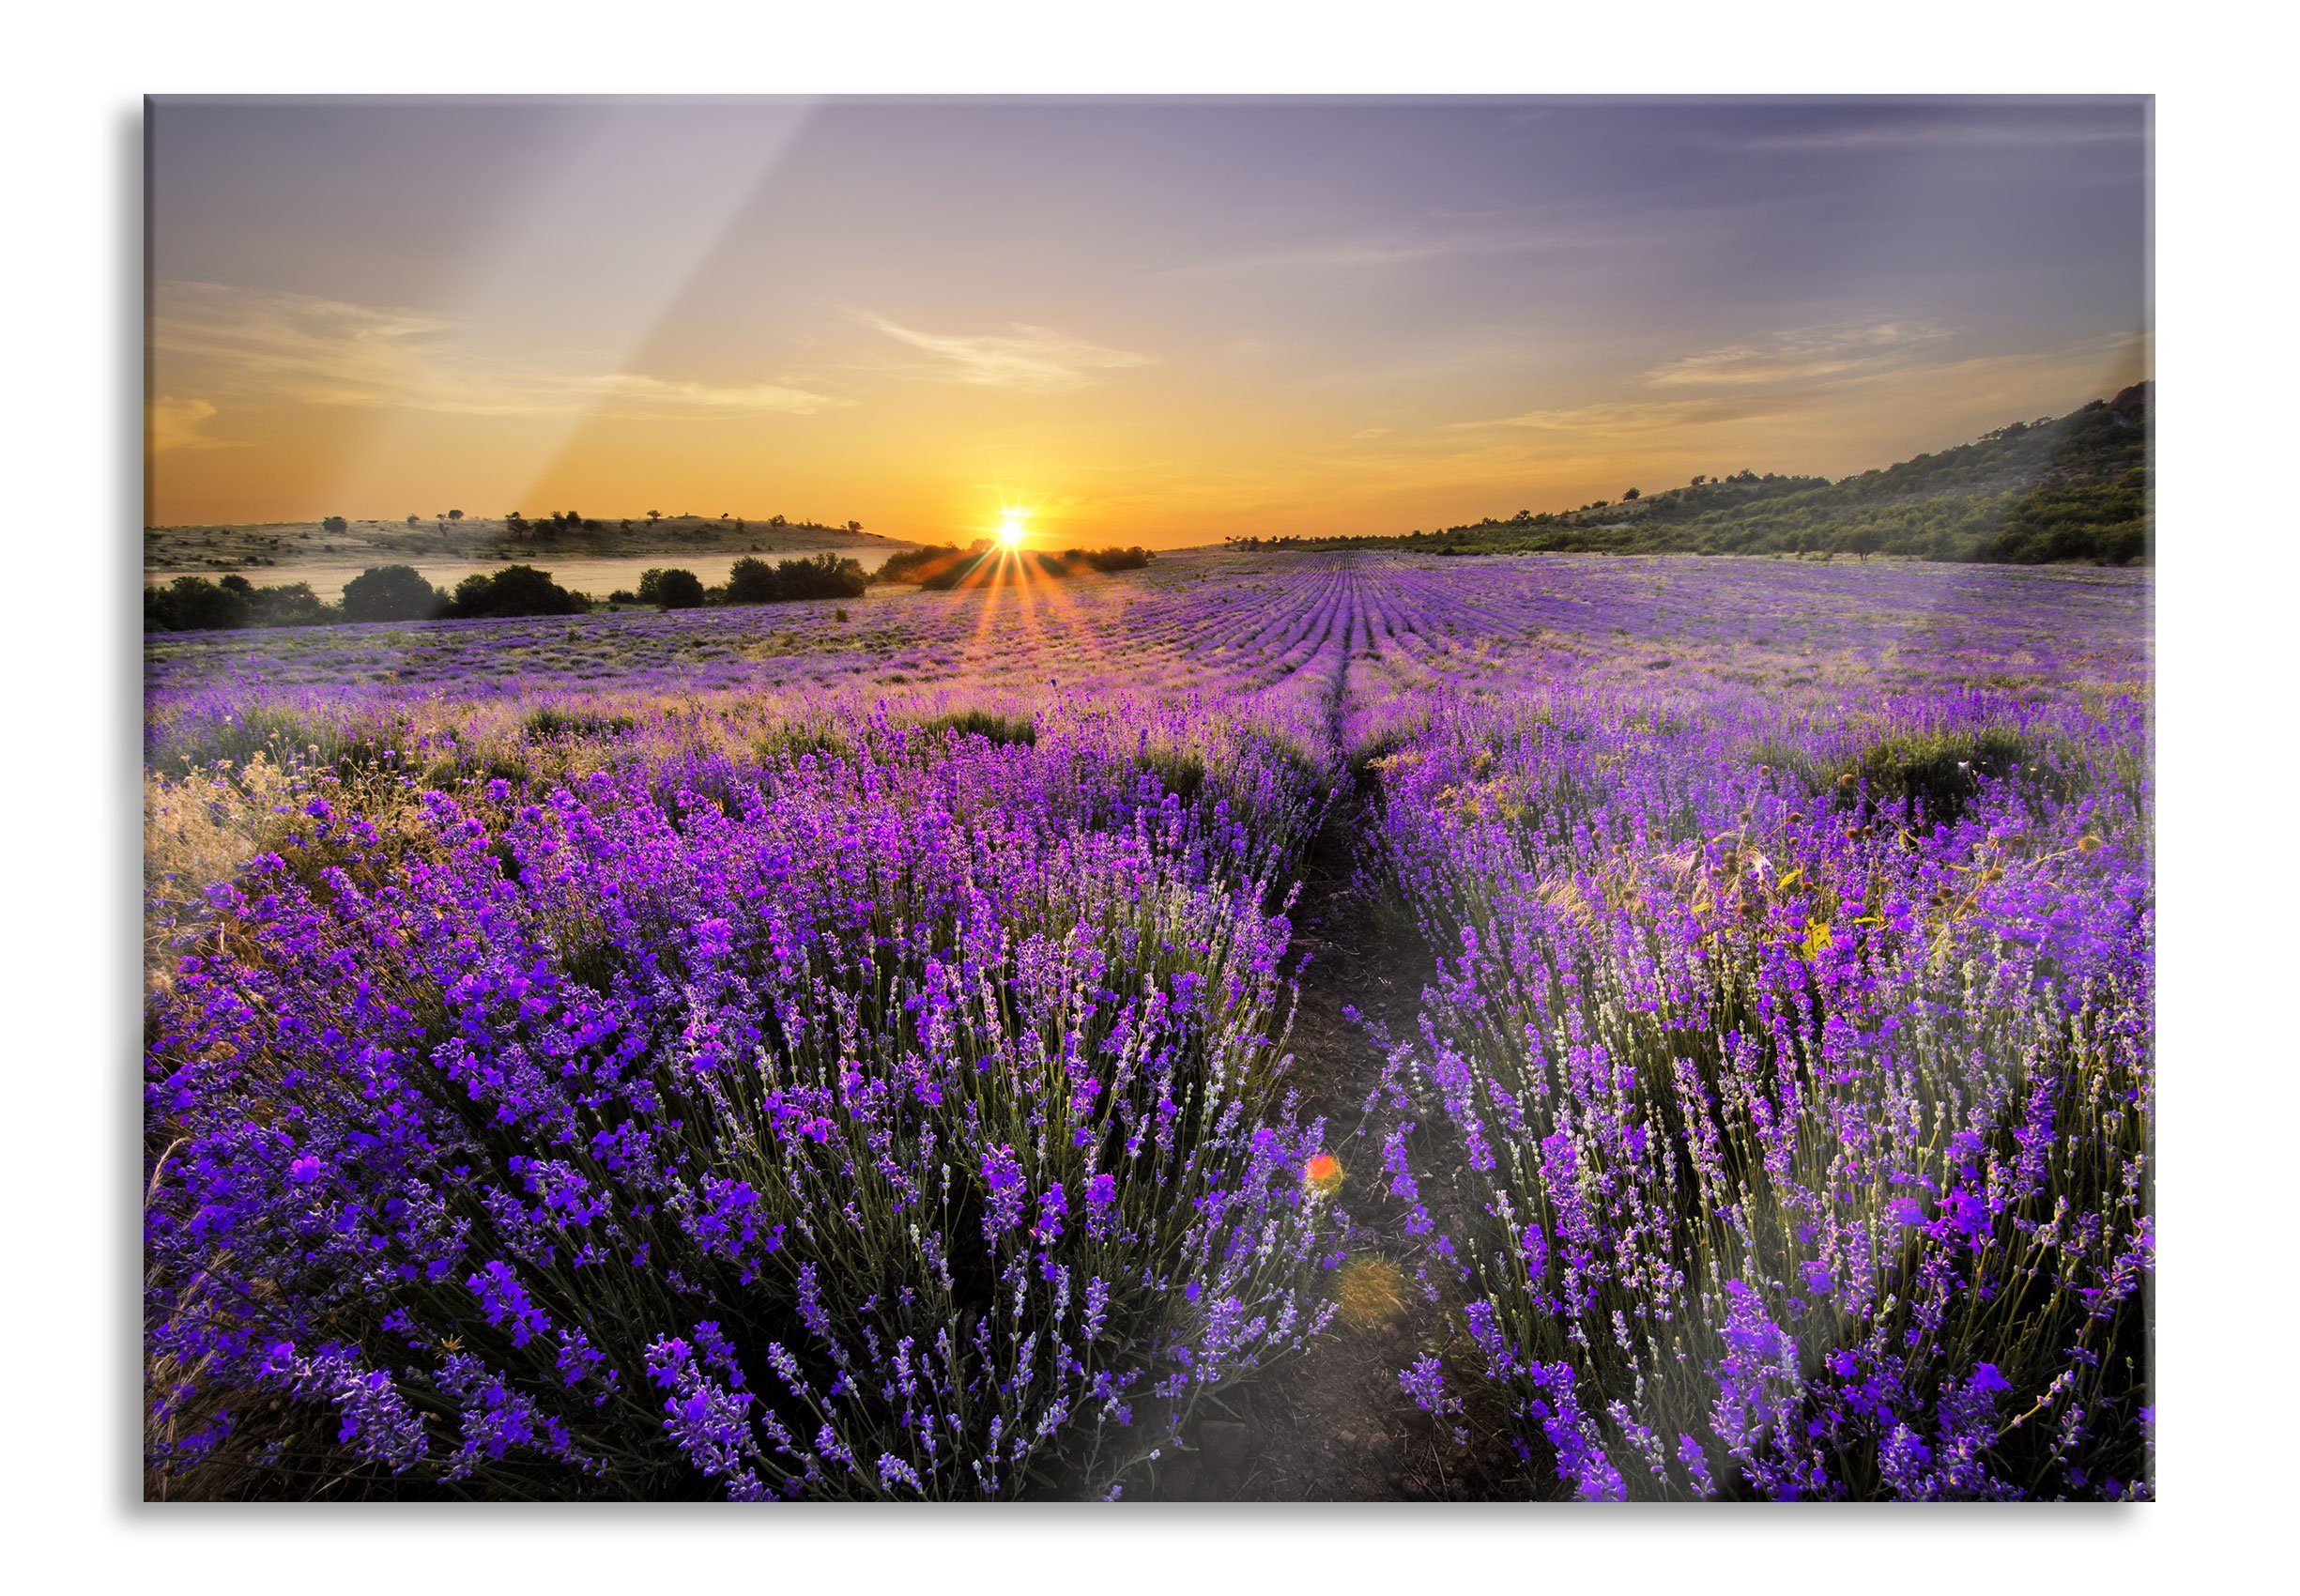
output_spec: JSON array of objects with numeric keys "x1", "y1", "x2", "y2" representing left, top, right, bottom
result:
[{"x1": 142, "y1": 550, "x2": 2153, "y2": 1500}]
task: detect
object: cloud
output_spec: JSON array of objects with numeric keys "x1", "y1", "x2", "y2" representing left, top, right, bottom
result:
[
  {"x1": 1438, "y1": 328, "x2": 2146, "y2": 496},
  {"x1": 851, "y1": 312, "x2": 1155, "y2": 393},
  {"x1": 1156, "y1": 217, "x2": 1641, "y2": 279},
  {"x1": 1452, "y1": 396, "x2": 1767, "y2": 436},
  {"x1": 1729, "y1": 117, "x2": 2143, "y2": 154},
  {"x1": 1644, "y1": 320, "x2": 1952, "y2": 389},
  {"x1": 148, "y1": 395, "x2": 246, "y2": 453},
  {"x1": 150, "y1": 281, "x2": 851, "y2": 421}
]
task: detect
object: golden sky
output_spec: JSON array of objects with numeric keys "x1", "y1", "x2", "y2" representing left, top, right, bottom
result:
[{"x1": 148, "y1": 98, "x2": 2150, "y2": 547}]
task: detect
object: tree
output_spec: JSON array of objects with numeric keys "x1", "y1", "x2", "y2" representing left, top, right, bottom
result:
[
  {"x1": 451, "y1": 564, "x2": 584, "y2": 619},
  {"x1": 636, "y1": 567, "x2": 706, "y2": 609},
  {"x1": 1622, "y1": 486, "x2": 1641, "y2": 500},
  {"x1": 448, "y1": 509, "x2": 463, "y2": 521},
  {"x1": 648, "y1": 510, "x2": 662, "y2": 525},
  {"x1": 406, "y1": 514, "x2": 421, "y2": 526},
  {"x1": 146, "y1": 575, "x2": 250, "y2": 631},
  {"x1": 249, "y1": 581, "x2": 329, "y2": 625},
  {"x1": 179, "y1": 576, "x2": 248, "y2": 627},
  {"x1": 845, "y1": 520, "x2": 863, "y2": 535},
  {"x1": 725, "y1": 557, "x2": 780, "y2": 605},
  {"x1": 342, "y1": 564, "x2": 443, "y2": 622},
  {"x1": 321, "y1": 515, "x2": 349, "y2": 534}
]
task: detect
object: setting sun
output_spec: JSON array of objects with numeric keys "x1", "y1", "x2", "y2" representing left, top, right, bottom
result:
[{"x1": 997, "y1": 511, "x2": 1029, "y2": 547}]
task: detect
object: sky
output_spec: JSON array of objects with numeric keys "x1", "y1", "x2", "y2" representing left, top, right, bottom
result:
[{"x1": 146, "y1": 96, "x2": 2151, "y2": 547}]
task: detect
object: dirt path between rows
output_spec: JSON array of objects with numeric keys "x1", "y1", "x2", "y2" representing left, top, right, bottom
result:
[{"x1": 1143, "y1": 796, "x2": 1522, "y2": 1501}]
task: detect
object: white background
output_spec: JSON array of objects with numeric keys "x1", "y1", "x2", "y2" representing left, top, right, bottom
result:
[{"x1": 2, "y1": 3, "x2": 2289, "y2": 1589}]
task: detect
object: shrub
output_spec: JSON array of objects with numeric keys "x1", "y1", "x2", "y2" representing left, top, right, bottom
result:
[
  {"x1": 146, "y1": 575, "x2": 250, "y2": 632},
  {"x1": 521, "y1": 706, "x2": 638, "y2": 743},
  {"x1": 248, "y1": 582, "x2": 333, "y2": 627},
  {"x1": 773, "y1": 553, "x2": 869, "y2": 602},
  {"x1": 917, "y1": 709, "x2": 1037, "y2": 747},
  {"x1": 876, "y1": 545, "x2": 969, "y2": 586},
  {"x1": 343, "y1": 565, "x2": 446, "y2": 623},
  {"x1": 636, "y1": 568, "x2": 707, "y2": 610},
  {"x1": 1831, "y1": 726, "x2": 2071, "y2": 827},
  {"x1": 724, "y1": 557, "x2": 780, "y2": 605},
  {"x1": 452, "y1": 565, "x2": 587, "y2": 619}
]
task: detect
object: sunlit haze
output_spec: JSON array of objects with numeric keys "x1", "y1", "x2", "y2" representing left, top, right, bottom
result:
[{"x1": 147, "y1": 97, "x2": 2150, "y2": 547}]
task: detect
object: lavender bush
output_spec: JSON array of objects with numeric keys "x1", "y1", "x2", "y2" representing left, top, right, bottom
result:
[
  {"x1": 146, "y1": 718, "x2": 1343, "y2": 1497},
  {"x1": 1364, "y1": 689, "x2": 2151, "y2": 1498}
]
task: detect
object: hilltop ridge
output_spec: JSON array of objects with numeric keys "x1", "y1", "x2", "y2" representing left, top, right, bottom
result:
[{"x1": 1237, "y1": 382, "x2": 2152, "y2": 565}]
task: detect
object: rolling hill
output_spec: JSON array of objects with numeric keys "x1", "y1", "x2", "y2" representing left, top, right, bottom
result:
[{"x1": 1246, "y1": 382, "x2": 2152, "y2": 565}]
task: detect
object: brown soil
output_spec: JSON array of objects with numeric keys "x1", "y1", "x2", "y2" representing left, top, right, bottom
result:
[{"x1": 1139, "y1": 800, "x2": 1525, "y2": 1501}]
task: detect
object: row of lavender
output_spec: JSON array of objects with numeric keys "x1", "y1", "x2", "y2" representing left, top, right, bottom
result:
[
  {"x1": 146, "y1": 709, "x2": 1345, "y2": 1498},
  {"x1": 1360, "y1": 686, "x2": 2152, "y2": 1496},
  {"x1": 145, "y1": 551, "x2": 2152, "y2": 1497}
]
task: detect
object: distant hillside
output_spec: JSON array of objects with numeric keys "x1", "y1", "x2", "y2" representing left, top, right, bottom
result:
[
  {"x1": 1245, "y1": 382, "x2": 2152, "y2": 565},
  {"x1": 146, "y1": 512, "x2": 913, "y2": 575}
]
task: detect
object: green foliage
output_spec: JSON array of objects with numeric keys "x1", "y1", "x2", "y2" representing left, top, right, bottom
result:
[
  {"x1": 247, "y1": 582, "x2": 330, "y2": 626},
  {"x1": 1832, "y1": 726, "x2": 2074, "y2": 827},
  {"x1": 753, "y1": 724, "x2": 857, "y2": 766},
  {"x1": 875, "y1": 544, "x2": 971, "y2": 585},
  {"x1": 770, "y1": 552, "x2": 870, "y2": 602},
  {"x1": 449, "y1": 564, "x2": 586, "y2": 620},
  {"x1": 146, "y1": 575, "x2": 250, "y2": 632},
  {"x1": 917, "y1": 709, "x2": 1039, "y2": 746},
  {"x1": 636, "y1": 567, "x2": 707, "y2": 609},
  {"x1": 903, "y1": 545, "x2": 1156, "y2": 591},
  {"x1": 724, "y1": 556, "x2": 780, "y2": 605},
  {"x1": 147, "y1": 575, "x2": 358, "y2": 633},
  {"x1": 1250, "y1": 384, "x2": 2152, "y2": 566},
  {"x1": 342, "y1": 564, "x2": 446, "y2": 623},
  {"x1": 718, "y1": 553, "x2": 869, "y2": 606},
  {"x1": 520, "y1": 707, "x2": 638, "y2": 743},
  {"x1": 1044, "y1": 545, "x2": 1154, "y2": 575}
]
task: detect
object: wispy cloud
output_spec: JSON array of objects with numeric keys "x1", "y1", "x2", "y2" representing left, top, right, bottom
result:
[
  {"x1": 1452, "y1": 396, "x2": 1770, "y2": 436},
  {"x1": 1446, "y1": 325, "x2": 2144, "y2": 447},
  {"x1": 1728, "y1": 117, "x2": 2143, "y2": 154},
  {"x1": 850, "y1": 312, "x2": 1155, "y2": 393},
  {"x1": 1644, "y1": 319, "x2": 1951, "y2": 389},
  {"x1": 151, "y1": 281, "x2": 851, "y2": 421},
  {"x1": 147, "y1": 394, "x2": 247, "y2": 453},
  {"x1": 1156, "y1": 217, "x2": 1640, "y2": 279}
]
